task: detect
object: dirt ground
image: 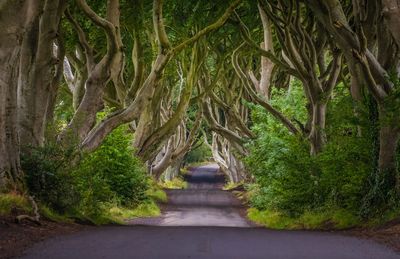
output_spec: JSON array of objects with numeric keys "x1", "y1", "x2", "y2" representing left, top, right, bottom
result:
[
  {"x1": 348, "y1": 221, "x2": 400, "y2": 253},
  {"x1": 0, "y1": 215, "x2": 86, "y2": 259}
]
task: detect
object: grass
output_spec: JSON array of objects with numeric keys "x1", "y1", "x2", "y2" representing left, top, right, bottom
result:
[
  {"x1": 108, "y1": 201, "x2": 161, "y2": 223},
  {"x1": 0, "y1": 180, "x2": 166, "y2": 226},
  {"x1": 248, "y1": 208, "x2": 361, "y2": 230},
  {"x1": 159, "y1": 177, "x2": 187, "y2": 189},
  {"x1": 364, "y1": 208, "x2": 400, "y2": 227},
  {"x1": 146, "y1": 188, "x2": 168, "y2": 202},
  {"x1": 223, "y1": 181, "x2": 244, "y2": 191},
  {"x1": 40, "y1": 205, "x2": 72, "y2": 222},
  {"x1": 180, "y1": 167, "x2": 189, "y2": 175},
  {"x1": 0, "y1": 193, "x2": 31, "y2": 216},
  {"x1": 146, "y1": 179, "x2": 168, "y2": 202},
  {"x1": 70, "y1": 200, "x2": 163, "y2": 225}
]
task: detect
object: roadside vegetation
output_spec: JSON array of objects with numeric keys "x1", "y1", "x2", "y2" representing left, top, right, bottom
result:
[
  {"x1": 1, "y1": 0, "x2": 400, "y2": 232},
  {"x1": 1, "y1": 123, "x2": 167, "y2": 225},
  {"x1": 160, "y1": 177, "x2": 188, "y2": 190},
  {"x1": 243, "y1": 80, "x2": 400, "y2": 229}
]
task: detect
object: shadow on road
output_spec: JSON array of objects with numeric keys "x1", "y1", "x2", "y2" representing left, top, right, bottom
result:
[
  {"x1": 130, "y1": 163, "x2": 250, "y2": 227},
  {"x1": 20, "y1": 164, "x2": 400, "y2": 259}
]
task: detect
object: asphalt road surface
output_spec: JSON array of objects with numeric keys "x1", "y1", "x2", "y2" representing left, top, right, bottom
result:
[{"x1": 20, "y1": 164, "x2": 400, "y2": 259}]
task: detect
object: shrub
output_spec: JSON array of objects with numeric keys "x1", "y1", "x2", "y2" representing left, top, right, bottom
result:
[
  {"x1": 21, "y1": 143, "x2": 79, "y2": 213},
  {"x1": 22, "y1": 123, "x2": 152, "y2": 222},
  {"x1": 73, "y1": 125, "x2": 149, "y2": 217},
  {"x1": 245, "y1": 80, "x2": 376, "y2": 218}
]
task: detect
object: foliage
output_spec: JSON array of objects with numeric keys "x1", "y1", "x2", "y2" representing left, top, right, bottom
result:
[
  {"x1": 21, "y1": 123, "x2": 161, "y2": 224},
  {"x1": 72, "y1": 124, "x2": 149, "y2": 219},
  {"x1": 184, "y1": 141, "x2": 212, "y2": 165},
  {"x1": 21, "y1": 143, "x2": 79, "y2": 213},
  {"x1": 245, "y1": 80, "x2": 377, "y2": 219}
]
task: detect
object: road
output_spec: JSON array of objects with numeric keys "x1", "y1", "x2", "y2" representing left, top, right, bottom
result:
[{"x1": 20, "y1": 164, "x2": 400, "y2": 259}]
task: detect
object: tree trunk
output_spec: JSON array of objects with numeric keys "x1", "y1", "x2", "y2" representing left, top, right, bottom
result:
[
  {"x1": 379, "y1": 126, "x2": 399, "y2": 173},
  {"x1": 257, "y1": 3, "x2": 274, "y2": 99},
  {"x1": 164, "y1": 158, "x2": 183, "y2": 181},
  {"x1": 378, "y1": 106, "x2": 400, "y2": 188},
  {"x1": 0, "y1": 45, "x2": 23, "y2": 191},
  {"x1": 382, "y1": 0, "x2": 400, "y2": 48},
  {"x1": 18, "y1": 0, "x2": 66, "y2": 148},
  {"x1": 0, "y1": 0, "x2": 30, "y2": 191},
  {"x1": 309, "y1": 102, "x2": 327, "y2": 155}
]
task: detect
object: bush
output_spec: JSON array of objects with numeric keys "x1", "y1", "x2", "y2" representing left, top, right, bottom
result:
[
  {"x1": 245, "y1": 80, "x2": 376, "y2": 218},
  {"x1": 22, "y1": 123, "x2": 154, "y2": 222},
  {"x1": 73, "y1": 125, "x2": 149, "y2": 218},
  {"x1": 22, "y1": 143, "x2": 79, "y2": 213}
]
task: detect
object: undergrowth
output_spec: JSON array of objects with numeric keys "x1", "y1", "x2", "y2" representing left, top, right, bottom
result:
[{"x1": 160, "y1": 177, "x2": 188, "y2": 189}]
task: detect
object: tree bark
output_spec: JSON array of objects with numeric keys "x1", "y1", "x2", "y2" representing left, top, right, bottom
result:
[
  {"x1": 309, "y1": 102, "x2": 327, "y2": 155},
  {"x1": 18, "y1": 0, "x2": 66, "y2": 148},
  {"x1": 257, "y1": 3, "x2": 274, "y2": 99},
  {"x1": 382, "y1": 0, "x2": 400, "y2": 48},
  {"x1": 379, "y1": 126, "x2": 400, "y2": 174},
  {"x1": 0, "y1": 0, "x2": 31, "y2": 190}
]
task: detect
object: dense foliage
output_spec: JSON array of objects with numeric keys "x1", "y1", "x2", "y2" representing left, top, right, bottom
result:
[
  {"x1": 1, "y1": 0, "x2": 400, "y2": 230},
  {"x1": 183, "y1": 142, "x2": 212, "y2": 165},
  {"x1": 22, "y1": 125, "x2": 153, "y2": 222},
  {"x1": 245, "y1": 80, "x2": 391, "y2": 220}
]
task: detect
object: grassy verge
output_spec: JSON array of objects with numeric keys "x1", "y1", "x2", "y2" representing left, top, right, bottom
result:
[
  {"x1": 108, "y1": 201, "x2": 161, "y2": 223},
  {"x1": 0, "y1": 193, "x2": 31, "y2": 216},
  {"x1": 146, "y1": 179, "x2": 168, "y2": 202},
  {"x1": 78, "y1": 182, "x2": 167, "y2": 225},
  {"x1": 159, "y1": 177, "x2": 188, "y2": 189},
  {"x1": 223, "y1": 181, "x2": 244, "y2": 191},
  {"x1": 246, "y1": 207, "x2": 400, "y2": 230},
  {"x1": 0, "y1": 181, "x2": 167, "y2": 226}
]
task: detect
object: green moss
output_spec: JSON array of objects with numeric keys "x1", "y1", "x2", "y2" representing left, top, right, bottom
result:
[{"x1": 0, "y1": 193, "x2": 31, "y2": 216}]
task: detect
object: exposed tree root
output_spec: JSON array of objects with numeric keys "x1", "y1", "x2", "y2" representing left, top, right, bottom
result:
[{"x1": 15, "y1": 196, "x2": 41, "y2": 225}]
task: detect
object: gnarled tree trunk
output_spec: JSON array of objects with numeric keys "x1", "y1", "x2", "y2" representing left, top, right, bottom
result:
[
  {"x1": 18, "y1": 0, "x2": 66, "y2": 148},
  {"x1": 0, "y1": 0, "x2": 31, "y2": 190}
]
